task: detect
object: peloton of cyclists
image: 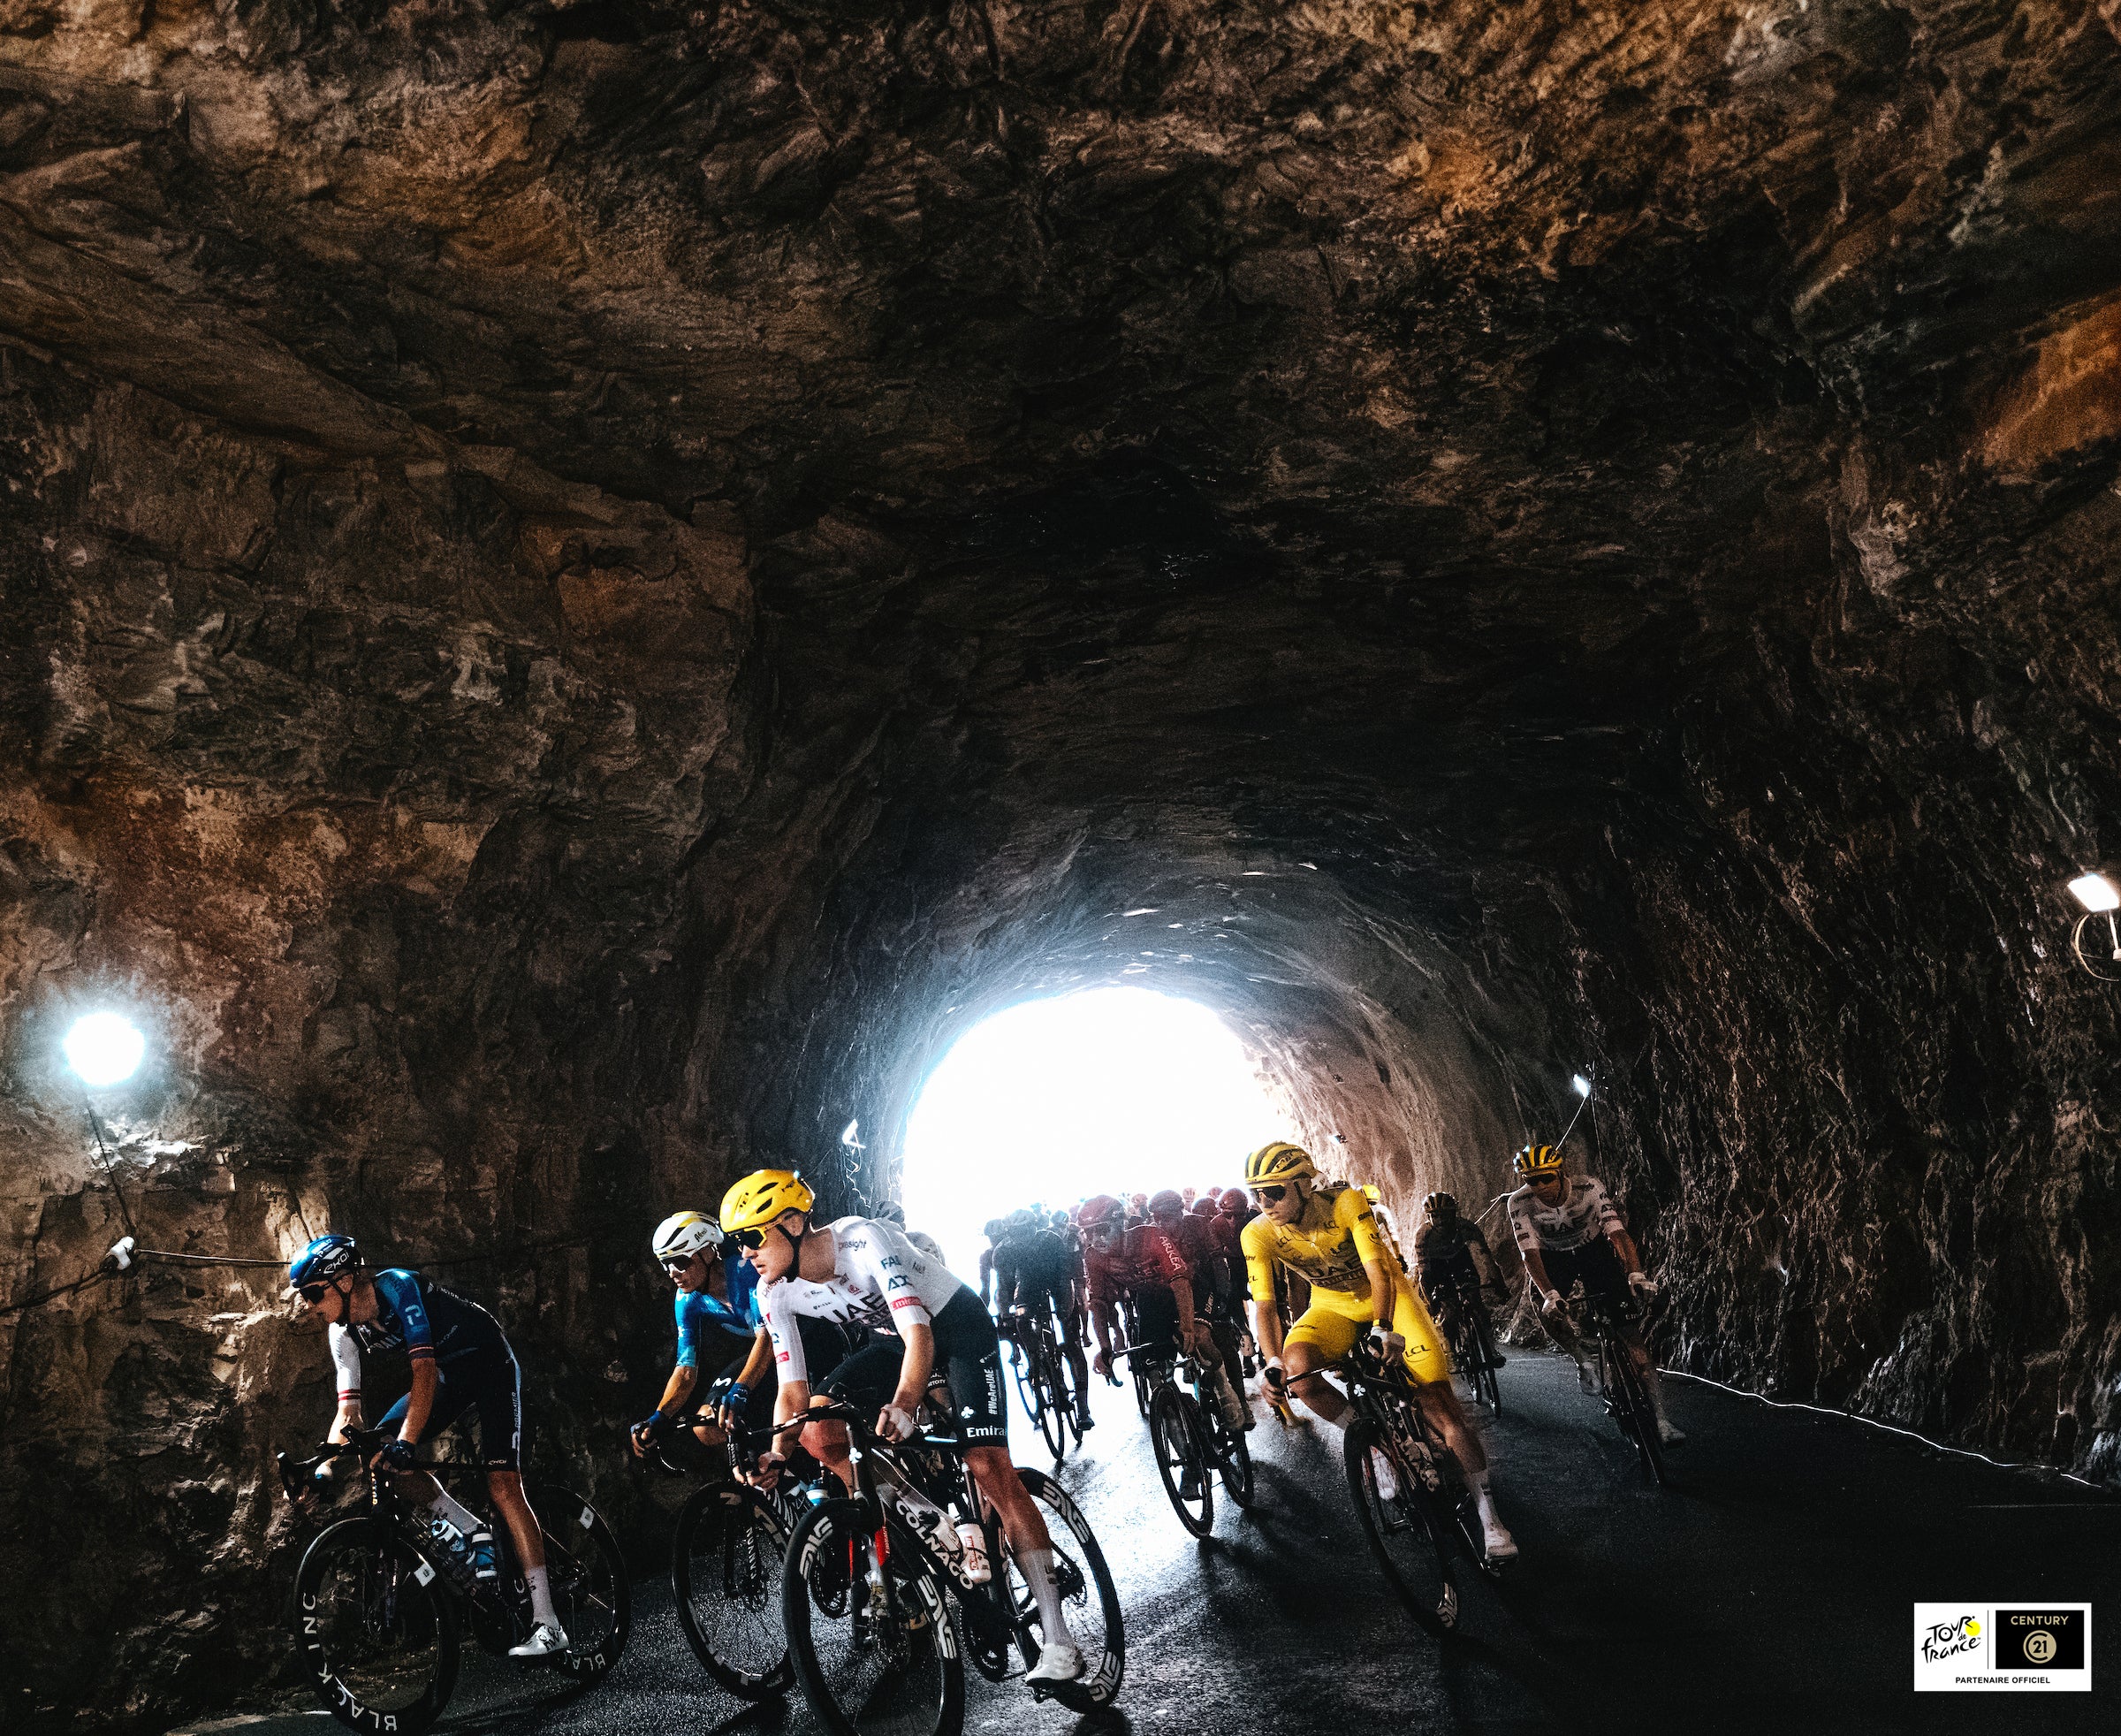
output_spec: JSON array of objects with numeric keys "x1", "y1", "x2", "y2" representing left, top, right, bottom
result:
[
  {"x1": 285, "y1": 1235, "x2": 573, "y2": 1657},
  {"x1": 718, "y1": 1169, "x2": 1091, "y2": 1686},
  {"x1": 1507, "y1": 1142, "x2": 1684, "y2": 1445}
]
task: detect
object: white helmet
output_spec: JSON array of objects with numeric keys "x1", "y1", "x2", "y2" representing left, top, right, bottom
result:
[{"x1": 652, "y1": 1210, "x2": 721, "y2": 1265}]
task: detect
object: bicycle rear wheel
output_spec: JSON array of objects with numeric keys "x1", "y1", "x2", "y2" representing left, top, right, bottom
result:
[
  {"x1": 293, "y1": 1518, "x2": 460, "y2": 1735},
  {"x1": 523, "y1": 1483, "x2": 631, "y2": 1681},
  {"x1": 1149, "y1": 1385, "x2": 1214, "y2": 1537},
  {"x1": 1216, "y1": 1416, "x2": 1255, "y2": 1507},
  {"x1": 1344, "y1": 1419, "x2": 1460, "y2": 1634},
  {"x1": 673, "y1": 1481, "x2": 794, "y2": 1697},
  {"x1": 1008, "y1": 1468, "x2": 1126, "y2": 1711},
  {"x1": 782, "y1": 1498, "x2": 964, "y2": 1736},
  {"x1": 1034, "y1": 1340, "x2": 1070, "y2": 1459}
]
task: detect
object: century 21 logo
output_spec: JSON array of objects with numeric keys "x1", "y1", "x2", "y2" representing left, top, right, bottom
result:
[{"x1": 1921, "y1": 1615, "x2": 1980, "y2": 1663}]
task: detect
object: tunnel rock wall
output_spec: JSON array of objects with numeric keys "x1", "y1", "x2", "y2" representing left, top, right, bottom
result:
[{"x1": 3, "y1": 0, "x2": 2121, "y2": 1727}]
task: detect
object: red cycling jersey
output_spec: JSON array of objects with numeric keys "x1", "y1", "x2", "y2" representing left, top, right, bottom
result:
[{"x1": 1083, "y1": 1222, "x2": 1191, "y2": 1308}]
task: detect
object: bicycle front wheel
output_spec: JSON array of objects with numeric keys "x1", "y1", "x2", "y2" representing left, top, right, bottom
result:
[
  {"x1": 293, "y1": 1518, "x2": 460, "y2": 1735},
  {"x1": 1009, "y1": 1468, "x2": 1126, "y2": 1711},
  {"x1": 1344, "y1": 1419, "x2": 1460, "y2": 1634},
  {"x1": 1149, "y1": 1385, "x2": 1214, "y2": 1537},
  {"x1": 782, "y1": 1498, "x2": 964, "y2": 1736},
  {"x1": 1608, "y1": 1353, "x2": 1669, "y2": 1488},
  {"x1": 1217, "y1": 1416, "x2": 1256, "y2": 1507},
  {"x1": 673, "y1": 1481, "x2": 794, "y2": 1697},
  {"x1": 523, "y1": 1483, "x2": 631, "y2": 1681}
]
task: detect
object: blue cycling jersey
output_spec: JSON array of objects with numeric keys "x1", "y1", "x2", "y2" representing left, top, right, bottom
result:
[
  {"x1": 725, "y1": 1251, "x2": 761, "y2": 1327},
  {"x1": 348, "y1": 1268, "x2": 506, "y2": 1365},
  {"x1": 673, "y1": 1275, "x2": 751, "y2": 1369}
]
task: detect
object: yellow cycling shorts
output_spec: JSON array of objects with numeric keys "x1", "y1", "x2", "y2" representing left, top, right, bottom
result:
[{"x1": 1284, "y1": 1279, "x2": 1452, "y2": 1385}]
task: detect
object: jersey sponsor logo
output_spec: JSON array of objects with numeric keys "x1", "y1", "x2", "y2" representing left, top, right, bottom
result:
[
  {"x1": 886, "y1": 1275, "x2": 911, "y2": 1290},
  {"x1": 889, "y1": 1295, "x2": 924, "y2": 1310},
  {"x1": 777, "y1": 1351, "x2": 790, "y2": 1362},
  {"x1": 879, "y1": 1257, "x2": 901, "y2": 1269}
]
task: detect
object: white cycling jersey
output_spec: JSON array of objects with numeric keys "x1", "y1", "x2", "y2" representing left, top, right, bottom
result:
[
  {"x1": 759, "y1": 1215, "x2": 970, "y2": 1384},
  {"x1": 1507, "y1": 1176, "x2": 1623, "y2": 1253}
]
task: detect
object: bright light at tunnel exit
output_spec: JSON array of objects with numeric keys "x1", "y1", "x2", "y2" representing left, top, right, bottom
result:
[{"x1": 899, "y1": 988, "x2": 1290, "y2": 1274}]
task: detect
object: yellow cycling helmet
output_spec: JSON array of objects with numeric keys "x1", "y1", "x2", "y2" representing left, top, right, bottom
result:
[
  {"x1": 1244, "y1": 1141, "x2": 1317, "y2": 1187},
  {"x1": 720, "y1": 1169, "x2": 815, "y2": 1234},
  {"x1": 1513, "y1": 1143, "x2": 1562, "y2": 1180},
  {"x1": 1359, "y1": 1182, "x2": 1382, "y2": 1204}
]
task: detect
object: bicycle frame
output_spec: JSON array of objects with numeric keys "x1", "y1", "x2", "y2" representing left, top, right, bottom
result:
[{"x1": 756, "y1": 1403, "x2": 1031, "y2": 1664}]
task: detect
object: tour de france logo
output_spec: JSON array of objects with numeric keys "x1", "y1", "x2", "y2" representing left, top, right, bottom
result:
[{"x1": 1921, "y1": 1615, "x2": 1981, "y2": 1664}]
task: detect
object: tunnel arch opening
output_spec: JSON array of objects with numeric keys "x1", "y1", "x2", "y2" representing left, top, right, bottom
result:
[{"x1": 893, "y1": 986, "x2": 1293, "y2": 1268}]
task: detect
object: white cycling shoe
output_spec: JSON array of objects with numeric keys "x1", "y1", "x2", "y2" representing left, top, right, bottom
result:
[
  {"x1": 1024, "y1": 1641, "x2": 1085, "y2": 1685},
  {"x1": 509, "y1": 1622, "x2": 569, "y2": 1659},
  {"x1": 1481, "y1": 1517, "x2": 1519, "y2": 1562},
  {"x1": 1657, "y1": 1419, "x2": 1687, "y2": 1446}
]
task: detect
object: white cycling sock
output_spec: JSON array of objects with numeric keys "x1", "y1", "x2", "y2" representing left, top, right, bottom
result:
[
  {"x1": 423, "y1": 1488, "x2": 483, "y2": 1536},
  {"x1": 1016, "y1": 1549, "x2": 1078, "y2": 1650},
  {"x1": 1645, "y1": 1369, "x2": 1672, "y2": 1425},
  {"x1": 1466, "y1": 1467, "x2": 1501, "y2": 1525},
  {"x1": 523, "y1": 1565, "x2": 559, "y2": 1629}
]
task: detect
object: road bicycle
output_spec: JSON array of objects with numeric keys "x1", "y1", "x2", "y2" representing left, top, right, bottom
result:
[
  {"x1": 277, "y1": 1426, "x2": 627, "y2": 1734},
  {"x1": 1555, "y1": 1279, "x2": 1669, "y2": 1486},
  {"x1": 774, "y1": 1398, "x2": 1125, "y2": 1735},
  {"x1": 1002, "y1": 1302, "x2": 1082, "y2": 1460},
  {"x1": 1116, "y1": 1313, "x2": 1253, "y2": 1538},
  {"x1": 1332, "y1": 1336, "x2": 1508, "y2": 1635},
  {"x1": 1428, "y1": 1275, "x2": 1504, "y2": 1414}
]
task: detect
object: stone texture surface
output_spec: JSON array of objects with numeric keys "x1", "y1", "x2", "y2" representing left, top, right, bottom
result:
[{"x1": 2, "y1": 0, "x2": 2119, "y2": 1726}]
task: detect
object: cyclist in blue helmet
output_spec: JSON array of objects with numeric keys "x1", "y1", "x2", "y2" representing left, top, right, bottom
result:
[{"x1": 286, "y1": 1234, "x2": 571, "y2": 1656}]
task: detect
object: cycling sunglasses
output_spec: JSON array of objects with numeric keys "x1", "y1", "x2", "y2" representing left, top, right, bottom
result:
[
  {"x1": 1251, "y1": 1184, "x2": 1289, "y2": 1203},
  {"x1": 295, "y1": 1283, "x2": 331, "y2": 1305},
  {"x1": 661, "y1": 1254, "x2": 698, "y2": 1274}
]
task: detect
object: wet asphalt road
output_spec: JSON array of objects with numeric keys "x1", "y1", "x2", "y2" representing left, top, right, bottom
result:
[{"x1": 183, "y1": 1352, "x2": 2117, "y2": 1736}]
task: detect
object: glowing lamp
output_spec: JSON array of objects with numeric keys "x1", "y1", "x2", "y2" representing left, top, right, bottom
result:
[
  {"x1": 1570, "y1": 1073, "x2": 1592, "y2": 1098},
  {"x1": 64, "y1": 1013, "x2": 145, "y2": 1087},
  {"x1": 2067, "y1": 872, "x2": 2119, "y2": 913}
]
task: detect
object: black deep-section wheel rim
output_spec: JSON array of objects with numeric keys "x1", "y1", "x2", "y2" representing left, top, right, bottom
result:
[
  {"x1": 672, "y1": 1481, "x2": 794, "y2": 1696},
  {"x1": 293, "y1": 1517, "x2": 460, "y2": 1735},
  {"x1": 780, "y1": 1496, "x2": 965, "y2": 1736},
  {"x1": 1149, "y1": 1383, "x2": 1214, "y2": 1536},
  {"x1": 1012, "y1": 1468, "x2": 1127, "y2": 1711},
  {"x1": 1344, "y1": 1417, "x2": 1460, "y2": 1635}
]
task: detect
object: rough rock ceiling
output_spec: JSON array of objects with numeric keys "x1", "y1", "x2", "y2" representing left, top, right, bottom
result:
[{"x1": 4, "y1": 2, "x2": 2121, "y2": 1723}]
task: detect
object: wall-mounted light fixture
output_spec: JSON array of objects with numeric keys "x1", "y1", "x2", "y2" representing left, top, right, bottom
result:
[
  {"x1": 2067, "y1": 872, "x2": 2121, "y2": 982},
  {"x1": 65, "y1": 1013, "x2": 146, "y2": 1087}
]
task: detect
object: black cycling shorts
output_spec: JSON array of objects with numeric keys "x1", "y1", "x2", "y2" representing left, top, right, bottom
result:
[
  {"x1": 1539, "y1": 1237, "x2": 1629, "y2": 1304},
  {"x1": 1129, "y1": 1284, "x2": 1180, "y2": 1351},
  {"x1": 380, "y1": 1346, "x2": 523, "y2": 1472},
  {"x1": 826, "y1": 1290, "x2": 1008, "y2": 1447}
]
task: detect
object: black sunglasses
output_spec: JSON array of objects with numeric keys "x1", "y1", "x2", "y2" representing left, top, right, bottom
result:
[
  {"x1": 297, "y1": 1282, "x2": 331, "y2": 1305},
  {"x1": 1251, "y1": 1184, "x2": 1288, "y2": 1203},
  {"x1": 662, "y1": 1255, "x2": 697, "y2": 1274},
  {"x1": 729, "y1": 1227, "x2": 768, "y2": 1251}
]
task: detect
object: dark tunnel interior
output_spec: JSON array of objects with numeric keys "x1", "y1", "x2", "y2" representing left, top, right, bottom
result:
[{"x1": 3, "y1": 1, "x2": 2121, "y2": 1725}]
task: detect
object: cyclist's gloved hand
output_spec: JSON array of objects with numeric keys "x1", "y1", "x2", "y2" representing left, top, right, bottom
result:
[
  {"x1": 1264, "y1": 1357, "x2": 1286, "y2": 1391},
  {"x1": 1371, "y1": 1328, "x2": 1408, "y2": 1361},
  {"x1": 718, "y1": 1382, "x2": 751, "y2": 1423},
  {"x1": 878, "y1": 1404, "x2": 916, "y2": 1443},
  {"x1": 1629, "y1": 1271, "x2": 1659, "y2": 1297},
  {"x1": 632, "y1": 1410, "x2": 665, "y2": 1449},
  {"x1": 378, "y1": 1437, "x2": 417, "y2": 1473}
]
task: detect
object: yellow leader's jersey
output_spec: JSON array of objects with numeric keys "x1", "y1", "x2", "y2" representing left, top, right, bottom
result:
[{"x1": 1241, "y1": 1182, "x2": 1398, "y2": 1304}]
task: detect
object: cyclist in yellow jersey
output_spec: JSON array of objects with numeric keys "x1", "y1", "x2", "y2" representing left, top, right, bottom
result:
[{"x1": 1241, "y1": 1142, "x2": 1517, "y2": 1561}]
